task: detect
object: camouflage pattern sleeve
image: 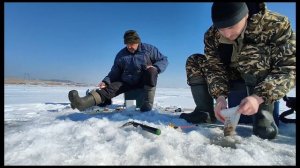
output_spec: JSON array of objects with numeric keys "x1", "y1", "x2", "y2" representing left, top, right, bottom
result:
[
  {"x1": 203, "y1": 27, "x2": 230, "y2": 99},
  {"x1": 253, "y1": 12, "x2": 296, "y2": 104}
]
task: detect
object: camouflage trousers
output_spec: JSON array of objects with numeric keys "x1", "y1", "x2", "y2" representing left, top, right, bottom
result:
[
  {"x1": 185, "y1": 53, "x2": 207, "y2": 86},
  {"x1": 186, "y1": 53, "x2": 254, "y2": 86},
  {"x1": 185, "y1": 53, "x2": 292, "y2": 104}
]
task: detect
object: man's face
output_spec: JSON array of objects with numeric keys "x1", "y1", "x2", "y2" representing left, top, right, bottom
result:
[
  {"x1": 218, "y1": 14, "x2": 248, "y2": 41},
  {"x1": 126, "y1": 43, "x2": 139, "y2": 53}
]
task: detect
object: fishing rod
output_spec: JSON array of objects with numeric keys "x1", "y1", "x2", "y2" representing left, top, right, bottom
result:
[{"x1": 121, "y1": 121, "x2": 161, "y2": 135}]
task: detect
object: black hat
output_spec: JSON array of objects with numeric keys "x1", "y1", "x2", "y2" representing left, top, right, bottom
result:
[
  {"x1": 211, "y1": 2, "x2": 249, "y2": 29},
  {"x1": 124, "y1": 30, "x2": 141, "y2": 44}
]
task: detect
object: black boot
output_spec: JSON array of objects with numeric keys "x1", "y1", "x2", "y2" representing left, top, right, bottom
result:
[
  {"x1": 253, "y1": 102, "x2": 278, "y2": 139},
  {"x1": 180, "y1": 107, "x2": 213, "y2": 124},
  {"x1": 245, "y1": 85, "x2": 278, "y2": 139},
  {"x1": 179, "y1": 84, "x2": 216, "y2": 124},
  {"x1": 140, "y1": 86, "x2": 156, "y2": 112},
  {"x1": 68, "y1": 90, "x2": 102, "y2": 111}
]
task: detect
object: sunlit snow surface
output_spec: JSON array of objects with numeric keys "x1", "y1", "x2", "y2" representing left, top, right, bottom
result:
[{"x1": 4, "y1": 84, "x2": 296, "y2": 165}]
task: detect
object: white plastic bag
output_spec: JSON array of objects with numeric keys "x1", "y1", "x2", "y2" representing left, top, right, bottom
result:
[{"x1": 220, "y1": 106, "x2": 241, "y2": 136}]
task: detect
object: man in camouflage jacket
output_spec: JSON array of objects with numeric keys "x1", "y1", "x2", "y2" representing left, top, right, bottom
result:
[{"x1": 180, "y1": 2, "x2": 295, "y2": 139}]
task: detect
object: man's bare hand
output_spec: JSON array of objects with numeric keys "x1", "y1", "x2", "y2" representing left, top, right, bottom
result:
[
  {"x1": 214, "y1": 95, "x2": 227, "y2": 123},
  {"x1": 98, "y1": 82, "x2": 106, "y2": 89},
  {"x1": 237, "y1": 95, "x2": 264, "y2": 115},
  {"x1": 146, "y1": 65, "x2": 155, "y2": 69}
]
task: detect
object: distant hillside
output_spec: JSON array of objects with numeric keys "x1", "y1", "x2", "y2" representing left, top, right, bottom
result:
[{"x1": 4, "y1": 77, "x2": 89, "y2": 87}]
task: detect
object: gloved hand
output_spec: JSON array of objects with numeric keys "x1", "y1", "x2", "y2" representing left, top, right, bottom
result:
[{"x1": 214, "y1": 95, "x2": 228, "y2": 123}]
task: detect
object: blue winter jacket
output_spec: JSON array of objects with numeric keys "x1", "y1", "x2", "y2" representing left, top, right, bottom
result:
[{"x1": 102, "y1": 43, "x2": 168, "y2": 86}]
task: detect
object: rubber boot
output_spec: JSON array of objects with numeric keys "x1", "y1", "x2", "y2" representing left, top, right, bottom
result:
[
  {"x1": 140, "y1": 86, "x2": 156, "y2": 112},
  {"x1": 179, "y1": 84, "x2": 215, "y2": 124},
  {"x1": 68, "y1": 90, "x2": 102, "y2": 111},
  {"x1": 246, "y1": 86, "x2": 278, "y2": 139}
]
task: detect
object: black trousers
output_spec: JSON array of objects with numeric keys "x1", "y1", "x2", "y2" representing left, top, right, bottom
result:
[{"x1": 96, "y1": 67, "x2": 158, "y2": 103}]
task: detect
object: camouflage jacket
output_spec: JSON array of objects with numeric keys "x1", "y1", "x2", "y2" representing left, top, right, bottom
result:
[{"x1": 203, "y1": 3, "x2": 296, "y2": 104}]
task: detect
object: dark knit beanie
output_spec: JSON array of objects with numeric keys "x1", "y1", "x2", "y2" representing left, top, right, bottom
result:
[
  {"x1": 211, "y1": 2, "x2": 249, "y2": 29},
  {"x1": 124, "y1": 30, "x2": 141, "y2": 44}
]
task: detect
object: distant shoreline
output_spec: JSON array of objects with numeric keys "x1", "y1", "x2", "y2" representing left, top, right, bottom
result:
[{"x1": 4, "y1": 77, "x2": 90, "y2": 87}]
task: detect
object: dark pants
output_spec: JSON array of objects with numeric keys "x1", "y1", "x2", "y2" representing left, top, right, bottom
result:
[{"x1": 97, "y1": 67, "x2": 158, "y2": 102}]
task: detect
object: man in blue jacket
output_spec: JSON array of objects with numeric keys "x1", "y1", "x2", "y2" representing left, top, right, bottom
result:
[{"x1": 68, "y1": 30, "x2": 168, "y2": 112}]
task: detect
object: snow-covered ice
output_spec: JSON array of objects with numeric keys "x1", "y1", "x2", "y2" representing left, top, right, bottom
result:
[{"x1": 4, "y1": 84, "x2": 296, "y2": 165}]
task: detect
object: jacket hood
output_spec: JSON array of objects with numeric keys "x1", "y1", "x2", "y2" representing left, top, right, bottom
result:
[{"x1": 246, "y1": 2, "x2": 266, "y2": 18}]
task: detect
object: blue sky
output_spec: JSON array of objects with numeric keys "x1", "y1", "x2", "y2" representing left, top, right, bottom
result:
[{"x1": 4, "y1": 2, "x2": 296, "y2": 88}]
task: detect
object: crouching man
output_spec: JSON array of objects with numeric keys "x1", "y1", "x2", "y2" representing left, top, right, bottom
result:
[
  {"x1": 68, "y1": 30, "x2": 168, "y2": 112},
  {"x1": 180, "y1": 2, "x2": 296, "y2": 140}
]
